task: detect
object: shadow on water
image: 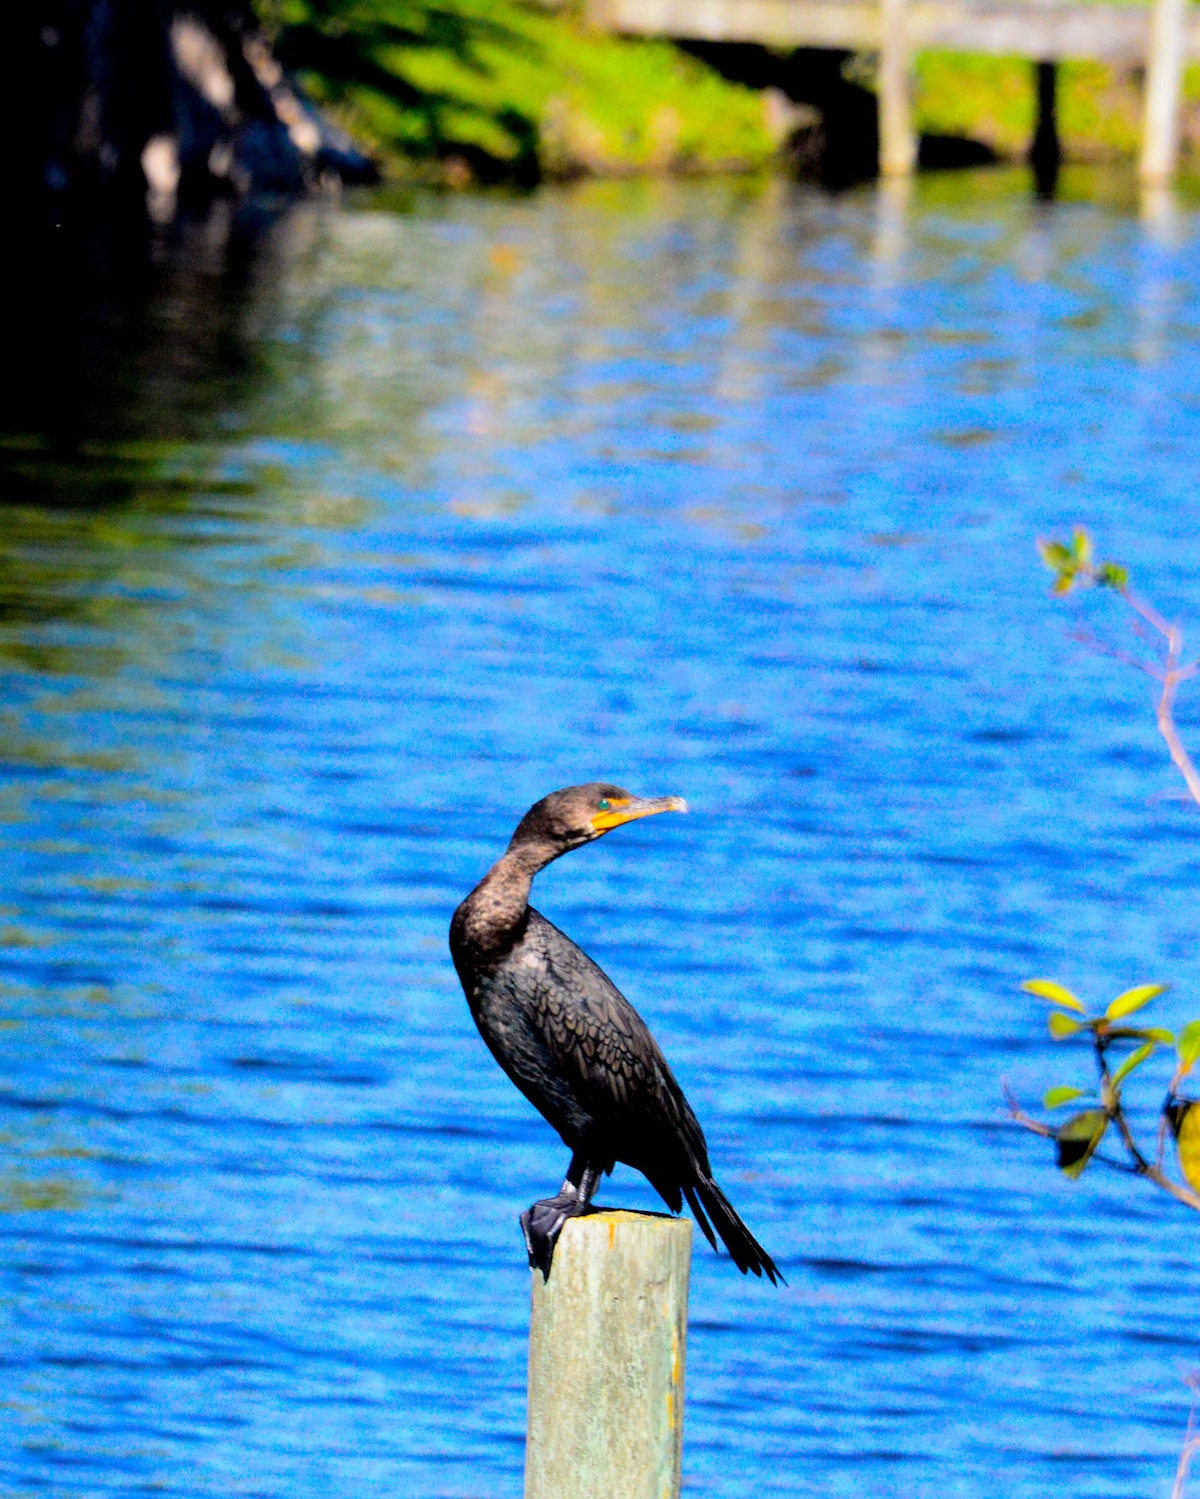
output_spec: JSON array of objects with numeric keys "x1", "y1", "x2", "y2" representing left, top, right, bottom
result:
[
  {"x1": 0, "y1": 206, "x2": 306, "y2": 680},
  {"x1": 0, "y1": 204, "x2": 293, "y2": 507}
]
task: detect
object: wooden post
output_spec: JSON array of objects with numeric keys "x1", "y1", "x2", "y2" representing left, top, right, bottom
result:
[
  {"x1": 879, "y1": 0, "x2": 917, "y2": 176},
  {"x1": 1030, "y1": 60, "x2": 1061, "y2": 197},
  {"x1": 1141, "y1": 0, "x2": 1188, "y2": 183},
  {"x1": 525, "y1": 1211, "x2": 692, "y2": 1499}
]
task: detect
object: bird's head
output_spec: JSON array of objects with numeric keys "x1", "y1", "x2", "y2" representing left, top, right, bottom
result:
[{"x1": 507, "y1": 782, "x2": 687, "y2": 864}]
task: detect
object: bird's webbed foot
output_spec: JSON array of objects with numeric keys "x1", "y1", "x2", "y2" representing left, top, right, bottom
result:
[{"x1": 520, "y1": 1161, "x2": 599, "y2": 1280}]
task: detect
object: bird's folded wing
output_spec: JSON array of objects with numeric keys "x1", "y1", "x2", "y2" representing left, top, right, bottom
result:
[{"x1": 527, "y1": 910, "x2": 711, "y2": 1169}]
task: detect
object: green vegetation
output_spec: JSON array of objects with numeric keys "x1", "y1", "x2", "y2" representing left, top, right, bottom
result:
[
  {"x1": 257, "y1": 0, "x2": 1200, "y2": 182},
  {"x1": 914, "y1": 53, "x2": 1037, "y2": 157},
  {"x1": 1008, "y1": 981, "x2": 1200, "y2": 1209},
  {"x1": 1008, "y1": 531, "x2": 1200, "y2": 1215},
  {"x1": 916, "y1": 52, "x2": 1200, "y2": 163},
  {"x1": 260, "y1": 0, "x2": 780, "y2": 181}
]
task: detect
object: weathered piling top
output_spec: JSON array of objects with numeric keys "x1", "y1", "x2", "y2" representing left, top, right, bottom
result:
[
  {"x1": 589, "y1": 0, "x2": 1200, "y2": 63},
  {"x1": 526, "y1": 1211, "x2": 693, "y2": 1499}
]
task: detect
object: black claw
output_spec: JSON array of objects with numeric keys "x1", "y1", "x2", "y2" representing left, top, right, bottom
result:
[{"x1": 520, "y1": 1190, "x2": 584, "y2": 1280}]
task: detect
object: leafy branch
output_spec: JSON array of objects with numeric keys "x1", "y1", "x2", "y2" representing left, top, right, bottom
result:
[
  {"x1": 1033, "y1": 531, "x2": 1200, "y2": 1492},
  {"x1": 1006, "y1": 979, "x2": 1200, "y2": 1210},
  {"x1": 1039, "y1": 527, "x2": 1200, "y2": 807}
]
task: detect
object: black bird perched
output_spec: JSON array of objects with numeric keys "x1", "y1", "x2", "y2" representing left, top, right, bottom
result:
[{"x1": 449, "y1": 782, "x2": 781, "y2": 1283}]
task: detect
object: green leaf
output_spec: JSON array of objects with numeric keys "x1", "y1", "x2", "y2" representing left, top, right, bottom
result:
[
  {"x1": 1096, "y1": 562, "x2": 1128, "y2": 591},
  {"x1": 1023, "y1": 979, "x2": 1086, "y2": 1014},
  {"x1": 1056, "y1": 1109, "x2": 1109, "y2": 1179},
  {"x1": 1057, "y1": 1110, "x2": 1108, "y2": 1142},
  {"x1": 1048, "y1": 1011, "x2": 1084, "y2": 1039},
  {"x1": 1111, "y1": 1041, "x2": 1156, "y2": 1087},
  {"x1": 1177, "y1": 1019, "x2": 1200, "y2": 1071},
  {"x1": 1143, "y1": 1028, "x2": 1176, "y2": 1045},
  {"x1": 1175, "y1": 1104, "x2": 1200, "y2": 1193},
  {"x1": 1072, "y1": 527, "x2": 1093, "y2": 567},
  {"x1": 1105, "y1": 983, "x2": 1168, "y2": 1020},
  {"x1": 1043, "y1": 1085, "x2": 1086, "y2": 1110},
  {"x1": 1037, "y1": 539, "x2": 1072, "y2": 570}
]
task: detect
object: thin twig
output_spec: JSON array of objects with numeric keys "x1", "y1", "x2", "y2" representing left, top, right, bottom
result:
[
  {"x1": 1097, "y1": 1041, "x2": 1200, "y2": 1209},
  {"x1": 1066, "y1": 627, "x2": 1163, "y2": 680},
  {"x1": 1145, "y1": 1163, "x2": 1200, "y2": 1212},
  {"x1": 1050, "y1": 544, "x2": 1200, "y2": 809},
  {"x1": 1003, "y1": 1082, "x2": 1055, "y2": 1138},
  {"x1": 1125, "y1": 589, "x2": 1176, "y2": 642},
  {"x1": 1173, "y1": 1436, "x2": 1199, "y2": 1499},
  {"x1": 1157, "y1": 667, "x2": 1200, "y2": 808},
  {"x1": 1108, "y1": 1104, "x2": 1200, "y2": 1209},
  {"x1": 1119, "y1": 587, "x2": 1200, "y2": 807},
  {"x1": 1172, "y1": 1383, "x2": 1200, "y2": 1499},
  {"x1": 1006, "y1": 1052, "x2": 1200, "y2": 1212}
]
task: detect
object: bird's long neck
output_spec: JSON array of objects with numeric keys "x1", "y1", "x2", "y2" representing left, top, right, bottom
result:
[{"x1": 456, "y1": 840, "x2": 554, "y2": 957}]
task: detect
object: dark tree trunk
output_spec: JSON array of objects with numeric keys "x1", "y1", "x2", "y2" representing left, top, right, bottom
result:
[{"x1": 7, "y1": 2, "x2": 374, "y2": 231}]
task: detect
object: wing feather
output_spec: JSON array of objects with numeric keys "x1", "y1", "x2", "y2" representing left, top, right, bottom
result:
[{"x1": 524, "y1": 908, "x2": 710, "y2": 1169}]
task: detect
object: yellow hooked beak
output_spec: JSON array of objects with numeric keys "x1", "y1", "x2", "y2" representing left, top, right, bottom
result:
[{"x1": 590, "y1": 795, "x2": 688, "y2": 833}]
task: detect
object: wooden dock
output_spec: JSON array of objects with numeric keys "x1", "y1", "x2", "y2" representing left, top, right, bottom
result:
[{"x1": 588, "y1": 0, "x2": 1195, "y2": 183}]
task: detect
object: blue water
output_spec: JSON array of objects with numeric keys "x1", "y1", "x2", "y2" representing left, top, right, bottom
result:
[{"x1": 4, "y1": 169, "x2": 1200, "y2": 1498}]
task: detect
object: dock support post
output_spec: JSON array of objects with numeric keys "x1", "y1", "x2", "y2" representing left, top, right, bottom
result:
[
  {"x1": 525, "y1": 1211, "x2": 692, "y2": 1499},
  {"x1": 1141, "y1": 0, "x2": 1188, "y2": 183},
  {"x1": 879, "y1": 0, "x2": 917, "y2": 175},
  {"x1": 1031, "y1": 60, "x2": 1061, "y2": 197}
]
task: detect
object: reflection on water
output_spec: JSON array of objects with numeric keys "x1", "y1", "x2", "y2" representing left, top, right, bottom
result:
[
  {"x1": 1, "y1": 1174, "x2": 83, "y2": 1213},
  {"x1": 3, "y1": 168, "x2": 1200, "y2": 1498}
]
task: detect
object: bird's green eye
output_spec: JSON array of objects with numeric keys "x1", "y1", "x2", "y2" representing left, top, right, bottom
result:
[{"x1": 597, "y1": 798, "x2": 610, "y2": 811}]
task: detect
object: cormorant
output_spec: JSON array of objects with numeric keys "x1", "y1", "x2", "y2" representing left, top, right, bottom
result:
[{"x1": 449, "y1": 782, "x2": 781, "y2": 1283}]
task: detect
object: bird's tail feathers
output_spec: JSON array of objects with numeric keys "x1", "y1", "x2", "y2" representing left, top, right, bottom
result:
[
  {"x1": 682, "y1": 1183, "x2": 717, "y2": 1253},
  {"x1": 687, "y1": 1175, "x2": 783, "y2": 1286}
]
